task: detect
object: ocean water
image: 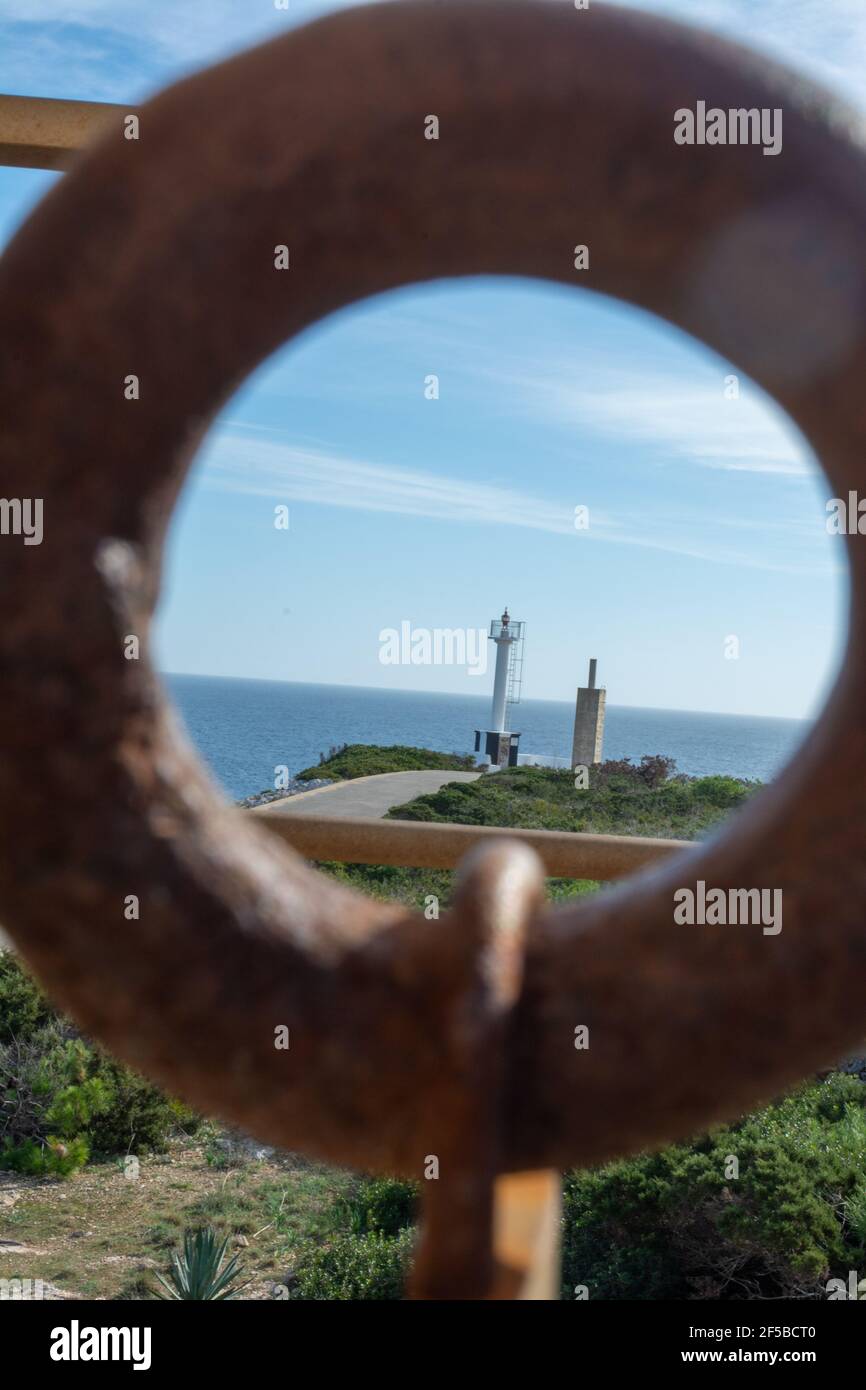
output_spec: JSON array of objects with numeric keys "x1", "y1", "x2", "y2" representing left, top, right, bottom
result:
[{"x1": 164, "y1": 674, "x2": 809, "y2": 802}]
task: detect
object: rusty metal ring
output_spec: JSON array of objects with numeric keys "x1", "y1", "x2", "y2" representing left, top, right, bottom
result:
[{"x1": 2, "y1": 0, "x2": 866, "y2": 1191}]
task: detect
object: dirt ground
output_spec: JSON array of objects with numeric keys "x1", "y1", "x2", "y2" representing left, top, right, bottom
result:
[{"x1": 0, "y1": 1135, "x2": 352, "y2": 1300}]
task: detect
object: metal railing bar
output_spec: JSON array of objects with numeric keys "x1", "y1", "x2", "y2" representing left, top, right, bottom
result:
[
  {"x1": 0, "y1": 94, "x2": 129, "y2": 170},
  {"x1": 250, "y1": 807, "x2": 690, "y2": 878}
]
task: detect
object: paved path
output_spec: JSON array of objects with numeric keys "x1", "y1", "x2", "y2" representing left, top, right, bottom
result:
[{"x1": 256, "y1": 770, "x2": 481, "y2": 820}]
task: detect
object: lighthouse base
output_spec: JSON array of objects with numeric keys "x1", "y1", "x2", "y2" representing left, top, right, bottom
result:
[{"x1": 474, "y1": 730, "x2": 521, "y2": 769}]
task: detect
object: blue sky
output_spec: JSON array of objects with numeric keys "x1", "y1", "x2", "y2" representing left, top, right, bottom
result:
[{"x1": 1, "y1": 0, "x2": 861, "y2": 719}]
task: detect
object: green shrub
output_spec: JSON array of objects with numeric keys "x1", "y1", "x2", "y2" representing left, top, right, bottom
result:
[
  {"x1": 297, "y1": 744, "x2": 475, "y2": 782},
  {"x1": 0, "y1": 953, "x2": 56, "y2": 1043},
  {"x1": 0, "y1": 1133, "x2": 89, "y2": 1178},
  {"x1": 318, "y1": 861, "x2": 453, "y2": 913},
  {"x1": 292, "y1": 1228, "x2": 413, "y2": 1300},
  {"x1": 1, "y1": 1025, "x2": 111, "y2": 1154},
  {"x1": 0, "y1": 1025, "x2": 113, "y2": 1177},
  {"x1": 0, "y1": 961, "x2": 195, "y2": 1170},
  {"x1": 844, "y1": 1182, "x2": 866, "y2": 1247},
  {"x1": 43, "y1": 1057, "x2": 113, "y2": 1137},
  {"x1": 85, "y1": 1053, "x2": 183, "y2": 1156},
  {"x1": 335, "y1": 1176, "x2": 418, "y2": 1237},
  {"x1": 387, "y1": 758, "x2": 759, "y2": 842},
  {"x1": 690, "y1": 775, "x2": 753, "y2": 809},
  {"x1": 562, "y1": 1076, "x2": 866, "y2": 1300}
]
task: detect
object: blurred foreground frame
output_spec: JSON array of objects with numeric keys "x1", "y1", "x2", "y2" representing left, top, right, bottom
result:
[{"x1": 2, "y1": 0, "x2": 866, "y2": 1300}]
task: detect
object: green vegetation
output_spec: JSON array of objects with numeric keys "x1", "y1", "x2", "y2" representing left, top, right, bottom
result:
[
  {"x1": 86, "y1": 1056, "x2": 198, "y2": 1158},
  {"x1": 332, "y1": 1175, "x2": 418, "y2": 1237},
  {"x1": 296, "y1": 742, "x2": 476, "y2": 782},
  {"x1": 291, "y1": 1227, "x2": 413, "y2": 1301},
  {"x1": 317, "y1": 754, "x2": 759, "y2": 911},
  {"x1": 280, "y1": 1077, "x2": 866, "y2": 1302},
  {"x1": 291, "y1": 1176, "x2": 417, "y2": 1299},
  {"x1": 562, "y1": 1076, "x2": 866, "y2": 1300},
  {"x1": 317, "y1": 860, "x2": 455, "y2": 912},
  {"x1": 388, "y1": 757, "x2": 757, "y2": 841},
  {"x1": 0, "y1": 1026, "x2": 112, "y2": 1177},
  {"x1": 155, "y1": 1226, "x2": 249, "y2": 1301},
  {"x1": 0, "y1": 955, "x2": 197, "y2": 1177},
  {"x1": 0, "y1": 949, "x2": 53, "y2": 1043}
]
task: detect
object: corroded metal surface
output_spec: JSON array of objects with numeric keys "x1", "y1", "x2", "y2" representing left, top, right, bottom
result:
[
  {"x1": 2, "y1": 0, "x2": 866, "y2": 1231},
  {"x1": 409, "y1": 841, "x2": 545, "y2": 1299}
]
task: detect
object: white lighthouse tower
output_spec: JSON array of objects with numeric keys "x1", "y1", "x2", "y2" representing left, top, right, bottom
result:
[{"x1": 474, "y1": 608, "x2": 524, "y2": 769}]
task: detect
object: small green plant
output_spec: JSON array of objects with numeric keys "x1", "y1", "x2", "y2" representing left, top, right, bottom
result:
[
  {"x1": 0, "y1": 962, "x2": 196, "y2": 1171},
  {"x1": 844, "y1": 1182, "x2": 866, "y2": 1248},
  {"x1": 0, "y1": 1027, "x2": 113, "y2": 1177},
  {"x1": 155, "y1": 1227, "x2": 249, "y2": 1301},
  {"x1": 334, "y1": 1176, "x2": 418, "y2": 1236},
  {"x1": 0, "y1": 1133, "x2": 89, "y2": 1177},
  {"x1": 204, "y1": 1142, "x2": 231, "y2": 1169},
  {"x1": 0, "y1": 953, "x2": 56, "y2": 1043},
  {"x1": 292, "y1": 1228, "x2": 413, "y2": 1300},
  {"x1": 85, "y1": 1054, "x2": 184, "y2": 1156},
  {"x1": 200, "y1": 1123, "x2": 241, "y2": 1169}
]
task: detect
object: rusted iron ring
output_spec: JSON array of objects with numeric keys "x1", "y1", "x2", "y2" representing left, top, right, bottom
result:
[{"x1": 2, "y1": 1, "x2": 866, "y2": 1182}]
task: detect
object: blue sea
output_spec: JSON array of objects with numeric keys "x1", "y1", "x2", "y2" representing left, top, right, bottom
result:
[{"x1": 164, "y1": 674, "x2": 809, "y2": 802}]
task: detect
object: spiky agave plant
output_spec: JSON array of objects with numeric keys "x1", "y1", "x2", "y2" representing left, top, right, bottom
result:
[{"x1": 155, "y1": 1226, "x2": 249, "y2": 1300}]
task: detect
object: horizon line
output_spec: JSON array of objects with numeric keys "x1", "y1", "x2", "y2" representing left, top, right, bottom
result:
[{"x1": 160, "y1": 669, "x2": 810, "y2": 725}]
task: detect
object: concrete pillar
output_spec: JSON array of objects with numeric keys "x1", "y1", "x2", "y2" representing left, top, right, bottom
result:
[{"x1": 572, "y1": 659, "x2": 606, "y2": 767}]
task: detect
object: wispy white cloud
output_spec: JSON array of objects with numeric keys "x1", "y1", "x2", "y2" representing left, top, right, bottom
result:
[
  {"x1": 0, "y1": 0, "x2": 339, "y2": 58},
  {"x1": 509, "y1": 371, "x2": 814, "y2": 477},
  {"x1": 0, "y1": 1, "x2": 375, "y2": 97},
  {"x1": 199, "y1": 427, "x2": 832, "y2": 573},
  {"x1": 204, "y1": 431, "x2": 581, "y2": 533},
  {"x1": 267, "y1": 298, "x2": 818, "y2": 481}
]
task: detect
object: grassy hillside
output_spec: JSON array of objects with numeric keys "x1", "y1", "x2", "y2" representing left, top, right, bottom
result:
[
  {"x1": 317, "y1": 755, "x2": 761, "y2": 910},
  {"x1": 296, "y1": 743, "x2": 476, "y2": 782},
  {"x1": 387, "y1": 757, "x2": 759, "y2": 840}
]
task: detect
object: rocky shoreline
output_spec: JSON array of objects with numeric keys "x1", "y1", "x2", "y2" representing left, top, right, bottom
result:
[{"x1": 236, "y1": 779, "x2": 332, "y2": 810}]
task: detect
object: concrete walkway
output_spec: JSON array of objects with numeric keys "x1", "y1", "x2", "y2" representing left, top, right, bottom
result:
[{"x1": 257, "y1": 770, "x2": 481, "y2": 820}]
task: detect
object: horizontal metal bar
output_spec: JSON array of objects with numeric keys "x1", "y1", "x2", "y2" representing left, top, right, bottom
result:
[
  {"x1": 0, "y1": 94, "x2": 129, "y2": 170},
  {"x1": 251, "y1": 808, "x2": 690, "y2": 878},
  {"x1": 0, "y1": 819, "x2": 686, "y2": 955}
]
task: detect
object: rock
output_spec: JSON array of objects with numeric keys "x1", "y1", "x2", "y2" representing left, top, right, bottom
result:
[
  {"x1": 236, "y1": 779, "x2": 331, "y2": 810},
  {"x1": 103, "y1": 1254, "x2": 158, "y2": 1268},
  {"x1": 214, "y1": 1130, "x2": 277, "y2": 1164},
  {"x1": 40, "y1": 1282, "x2": 80, "y2": 1301}
]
